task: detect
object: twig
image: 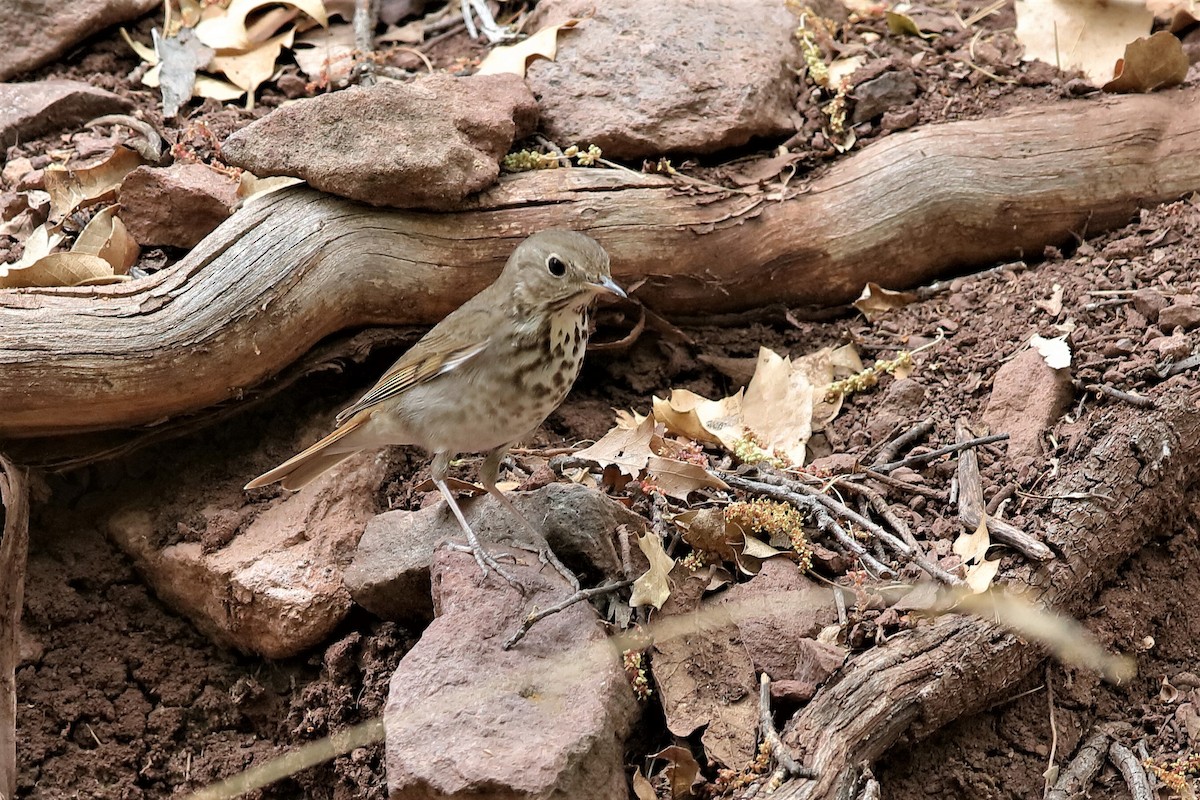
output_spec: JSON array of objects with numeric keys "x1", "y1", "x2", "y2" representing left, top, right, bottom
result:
[
  {"x1": 0, "y1": 455, "x2": 30, "y2": 800},
  {"x1": 859, "y1": 468, "x2": 948, "y2": 502},
  {"x1": 985, "y1": 481, "x2": 1018, "y2": 517},
  {"x1": 1087, "y1": 383, "x2": 1154, "y2": 408},
  {"x1": 954, "y1": 423, "x2": 1054, "y2": 561},
  {"x1": 759, "y1": 673, "x2": 817, "y2": 790},
  {"x1": 1046, "y1": 730, "x2": 1108, "y2": 800},
  {"x1": 871, "y1": 418, "x2": 935, "y2": 467},
  {"x1": 351, "y1": 0, "x2": 380, "y2": 85},
  {"x1": 812, "y1": 506, "x2": 895, "y2": 579},
  {"x1": 1044, "y1": 667, "x2": 1058, "y2": 799},
  {"x1": 1108, "y1": 740, "x2": 1153, "y2": 800},
  {"x1": 503, "y1": 579, "x2": 633, "y2": 650},
  {"x1": 873, "y1": 433, "x2": 1010, "y2": 474}
]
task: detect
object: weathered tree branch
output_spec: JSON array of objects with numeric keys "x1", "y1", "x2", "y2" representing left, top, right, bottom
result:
[
  {"x1": 1, "y1": 89, "x2": 1198, "y2": 438},
  {"x1": 771, "y1": 388, "x2": 1200, "y2": 798},
  {"x1": 0, "y1": 455, "x2": 30, "y2": 800}
]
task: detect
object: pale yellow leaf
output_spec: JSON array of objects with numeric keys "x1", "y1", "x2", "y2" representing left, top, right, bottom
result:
[
  {"x1": 1015, "y1": 0, "x2": 1152, "y2": 85},
  {"x1": 121, "y1": 28, "x2": 159, "y2": 63},
  {"x1": 5, "y1": 224, "x2": 64, "y2": 271},
  {"x1": 953, "y1": 515, "x2": 992, "y2": 563},
  {"x1": 964, "y1": 556, "x2": 1001, "y2": 593},
  {"x1": 73, "y1": 206, "x2": 140, "y2": 273},
  {"x1": 853, "y1": 282, "x2": 919, "y2": 320},
  {"x1": 194, "y1": 75, "x2": 246, "y2": 101},
  {"x1": 476, "y1": 19, "x2": 580, "y2": 77},
  {"x1": 195, "y1": 0, "x2": 328, "y2": 50},
  {"x1": 650, "y1": 744, "x2": 704, "y2": 799},
  {"x1": 43, "y1": 146, "x2": 144, "y2": 218},
  {"x1": 1101, "y1": 30, "x2": 1189, "y2": 93},
  {"x1": 653, "y1": 388, "x2": 746, "y2": 451},
  {"x1": 293, "y1": 21, "x2": 356, "y2": 81},
  {"x1": 630, "y1": 533, "x2": 675, "y2": 610},
  {"x1": 574, "y1": 415, "x2": 656, "y2": 478},
  {"x1": 1031, "y1": 334, "x2": 1072, "y2": 369},
  {"x1": 211, "y1": 28, "x2": 295, "y2": 96},
  {"x1": 646, "y1": 456, "x2": 729, "y2": 502},
  {"x1": 0, "y1": 252, "x2": 114, "y2": 288},
  {"x1": 631, "y1": 769, "x2": 656, "y2": 800},
  {"x1": 614, "y1": 408, "x2": 649, "y2": 429},
  {"x1": 237, "y1": 172, "x2": 305, "y2": 201}
]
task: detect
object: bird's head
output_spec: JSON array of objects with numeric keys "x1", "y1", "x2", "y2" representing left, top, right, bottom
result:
[{"x1": 501, "y1": 229, "x2": 625, "y2": 314}]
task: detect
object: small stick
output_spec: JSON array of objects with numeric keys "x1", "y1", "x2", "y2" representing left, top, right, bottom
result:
[
  {"x1": 871, "y1": 418, "x2": 935, "y2": 467},
  {"x1": 1087, "y1": 383, "x2": 1154, "y2": 408},
  {"x1": 759, "y1": 673, "x2": 817, "y2": 789},
  {"x1": 860, "y1": 468, "x2": 948, "y2": 501},
  {"x1": 1108, "y1": 740, "x2": 1153, "y2": 800},
  {"x1": 812, "y1": 506, "x2": 896, "y2": 579},
  {"x1": 1046, "y1": 730, "x2": 1109, "y2": 800},
  {"x1": 503, "y1": 579, "x2": 634, "y2": 650},
  {"x1": 352, "y1": 0, "x2": 380, "y2": 85},
  {"x1": 874, "y1": 433, "x2": 1010, "y2": 474},
  {"x1": 984, "y1": 481, "x2": 1017, "y2": 517},
  {"x1": 954, "y1": 423, "x2": 1054, "y2": 562}
]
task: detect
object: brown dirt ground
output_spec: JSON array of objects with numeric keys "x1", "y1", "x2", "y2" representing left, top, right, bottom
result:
[{"x1": 6, "y1": 1, "x2": 1200, "y2": 798}]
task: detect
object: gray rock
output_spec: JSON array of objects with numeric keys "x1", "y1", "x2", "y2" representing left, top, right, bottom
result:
[
  {"x1": 346, "y1": 482, "x2": 644, "y2": 621},
  {"x1": 221, "y1": 73, "x2": 537, "y2": 210},
  {"x1": 0, "y1": 81, "x2": 132, "y2": 148},
  {"x1": 525, "y1": 0, "x2": 801, "y2": 158},
  {"x1": 118, "y1": 163, "x2": 240, "y2": 247},
  {"x1": 851, "y1": 71, "x2": 919, "y2": 124},
  {"x1": 385, "y1": 545, "x2": 637, "y2": 799},
  {"x1": 0, "y1": 0, "x2": 158, "y2": 80}
]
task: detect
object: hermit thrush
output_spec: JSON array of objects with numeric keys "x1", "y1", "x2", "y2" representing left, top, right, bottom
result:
[{"x1": 246, "y1": 230, "x2": 624, "y2": 584}]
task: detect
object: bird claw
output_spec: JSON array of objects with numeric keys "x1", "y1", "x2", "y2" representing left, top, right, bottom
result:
[
  {"x1": 445, "y1": 541, "x2": 526, "y2": 591},
  {"x1": 460, "y1": 0, "x2": 518, "y2": 42},
  {"x1": 498, "y1": 537, "x2": 581, "y2": 592}
]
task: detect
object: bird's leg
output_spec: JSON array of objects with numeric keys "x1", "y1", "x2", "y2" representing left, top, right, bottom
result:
[
  {"x1": 460, "y1": 0, "x2": 517, "y2": 43},
  {"x1": 481, "y1": 445, "x2": 581, "y2": 591},
  {"x1": 432, "y1": 451, "x2": 522, "y2": 588}
]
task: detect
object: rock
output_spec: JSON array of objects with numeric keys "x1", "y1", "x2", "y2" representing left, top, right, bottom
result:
[
  {"x1": 525, "y1": 0, "x2": 801, "y2": 158},
  {"x1": 1159, "y1": 300, "x2": 1200, "y2": 332},
  {"x1": 1132, "y1": 288, "x2": 1169, "y2": 322},
  {"x1": 881, "y1": 106, "x2": 920, "y2": 132},
  {"x1": 118, "y1": 164, "x2": 240, "y2": 248},
  {"x1": 385, "y1": 546, "x2": 637, "y2": 799},
  {"x1": 0, "y1": 81, "x2": 132, "y2": 148},
  {"x1": 221, "y1": 74, "x2": 537, "y2": 210},
  {"x1": 713, "y1": 558, "x2": 842, "y2": 681},
  {"x1": 105, "y1": 452, "x2": 385, "y2": 659},
  {"x1": 346, "y1": 482, "x2": 643, "y2": 621},
  {"x1": 1148, "y1": 331, "x2": 1191, "y2": 360},
  {"x1": 0, "y1": 0, "x2": 158, "y2": 79},
  {"x1": 851, "y1": 71, "x2": 919, "y2": 124},
  {"x1": 1101, "y1": 235, "x2": 1145, "y2": 259},
  {"x1": 866, "y1": 378, "x2": 928, "y2": 443},
  {"x1": 981, "y1": 348, "x2": 1073, "y2": 466}
]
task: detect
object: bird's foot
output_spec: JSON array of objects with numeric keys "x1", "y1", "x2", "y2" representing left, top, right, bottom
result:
[
  {"x1": 496, "y1": 536, "x2": 580, "y2": 591},
  {"x1": 460, "y1": 0, "x2": 518, "y2": 42},
  {"x1": 445, "y1": 541, "x2": 525, "y2": 591}
]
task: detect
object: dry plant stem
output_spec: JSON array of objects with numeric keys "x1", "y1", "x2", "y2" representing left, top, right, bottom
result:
[
  {"x1": 1046, "y1": 730, "x2": 1109, "y2": 800},
  {"x1": 872, "y1": 433, "x2": 1010, "y2": 474},
  {"x1": 812, "y1": 506, "x2": 894, "y2": 580},
  {"x1": 1088, "y1": 383, "x2": 1154, "y2": 408},
  {"x1": 1108, "y1": 741, "x2": 1153, "y2": 800},
  {"x1": 0, "y1": 455, "x2": 29, "y2": 800},
  {"x1": 771, "y1": 393, "x2": 1200, "y2": 799},
  {"x1": 502, "y1": 579, "x2": 633, "y2": 650},
  {"x1": 871, "y1": 418, "x2": 934, "y2": 467},
  {"x1": 954, "y1": 424, "x2": 1054, "y2": 561},
  {"x1": 352, "y1": 0, "x2": 380, "y2": 85},
  {"x1": 859, "y1": 468, "x2": 947, "y2": 502},
  {"x1": 760, "y1": 673, "x2": 818, "y2": 785},
  {"x1": 6, "y1": 89, "x2": 1200, "y2": 437}
]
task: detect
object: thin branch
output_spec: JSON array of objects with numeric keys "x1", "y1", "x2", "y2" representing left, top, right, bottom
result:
[
  {"x1": 503, "y1": 580, "x2": 633, "y2": 650},
  {"x1": 1108, "y1": 740, "x2": 1153, "y2": 800},
  {"x1": 871, "y1": 418, "x2": 935, "y2": 467},
  {"x1": 873, "y1": 433, "x2": 1010, "y2": 474},
  {"x1": 759, "y1": 673, "x2": 817, "y2": 789}
]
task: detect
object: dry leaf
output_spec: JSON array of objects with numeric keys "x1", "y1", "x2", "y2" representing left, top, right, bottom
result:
[
  {"x1": 475, "y1": 19, "x2": 580, "y2": 77},
  {"x1": 1101, "y1": 31, "x2": 1189, "y2": 93},
  {"x1": 630, "y1": 533, "x2": 675, "y2": 610},
  {"x1": 294, "y1": 21, "x2": 356, "y2": 82},
  {"x1": 238, "y1": 172, "x2": 305, "y2": 202},
  {"x1": 646, "y1": 456, "x2": 729, "y2": 502},
  {"x1": 212, "y1": 27, "x2": 296, "y2": 103},
  {"x1": 954, "y1": 516, "x2": 991, "y2": 563},
  {"x1": 1031, "y1": 334, "x2": 1072, "y2": 369},
  {"x1": 650, "y1": 745, "x2": 704, "y2": 799},
  {"x1": 194, "y1": 75, "x2": 246, "y2": 101},
  {"x1": 154, "y1": 27, "x2": 215, "y2": 117},
  {"x1": 853, "y1": 282, "x2": 919, "y2": 320},
  {"x1": 1015, "y1": 0, "x2": 1153, "y2": 85},
  {"x1": 677, "y1": 508, "x2": 782, "y2": 575},
  {"x1": 631, "y1": 769, "x2": 656, "y2": 800},
  {"x1": 73, "y1": 206, "x2": 140, "y2": 273},
  {"x1": 43, "y1": 146, "x2": 144, "y2": 218},
  {"x1": 1034, "y1": 283, "x2": 1064, "y2": 316},
  {"x1": 0, "y1": 252, "x2": 115, "y2": 289},
  {"x1": 885, "y1": 10, "x2": 934, "y2": 37},
  {"x1": 575, "y1": 415, "x2": 657, "y2": 478},
  {"x1": 4, "y1": 224, "x2": 63, "y2": 271},
  {"x1": 828, "y1": 54, "x2": 866, "y2": 86},
  {"x1": 652, "y1": 389, "x2": 745, "y2": 452},
  {"x1": 195, "y1": 0, "x2": 328, "y2": 50}
]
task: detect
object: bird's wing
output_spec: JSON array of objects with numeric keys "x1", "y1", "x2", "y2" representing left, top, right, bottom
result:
[{"x1": 335, "y1": 314, "x2": 492, "y2": 425}]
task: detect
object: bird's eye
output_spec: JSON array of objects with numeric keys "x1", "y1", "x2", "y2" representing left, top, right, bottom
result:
[{"x1": 547, "y1": 255, "x2": 567, "y2": 277}]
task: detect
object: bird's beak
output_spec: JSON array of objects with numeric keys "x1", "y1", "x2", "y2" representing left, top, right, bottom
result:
[{"x1": 587, "y1": 276, "x2": 627, "y2": 298}]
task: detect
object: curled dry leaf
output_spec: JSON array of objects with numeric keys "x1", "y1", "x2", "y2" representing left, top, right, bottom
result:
[
  {"x1": 574, "y1": 415, "x2": 657, "y2": 478},
  {"x1": 630, "y1": 533, "x2": 675, "y2": 610},
  {"x1": 212, "y1": 27, "x2": 297, "y2": 102},
  {"x1": 646, "y1": 456, "x2": 729, "y2": 502},
  {"x1": 649, "y1": 744, "x2": 704, "y2": 799},
  {"x1": 953, "y1": 516, "x2": 999, "y2": 593},
  {"x1": 43, "y1": 146, "x2": 143, "y2": 218},
  {"x1": 238, "y1": 173, "x2": 306, "y2": 203},
  {"x1": 195, "y1": 0, "x2": 328, "y2": 50},
  {"x1": 885, "y1": 10, "x2": 934, "y2": 38},
  {"x1": 475, "y1": 19, "x2": 581, "y2": 77},
  {"x1": 1015, "y1": 0, "x2": 1152, "y2": 85},
  {"x1": 1101, "y1": 31, "x2": 1189, "y2": 93},
  {"x1": 631, "y1": 769, "x2": 656, "y2": 800},
  {"x1": 676, "y1": 508, "x2": 783, "y2": 575},
  {"x1": 294, "y1": 22, "x2": 356, "y2": 82},
  {"x1": 853, "y1": 282, "x2": 919, "y2": 321},
  {"x1": 0, "y1": 253, "x2": 116, "y2": 289},
  {"x1": 73, "y1": 206, "x2": 140, "y2": 273}
]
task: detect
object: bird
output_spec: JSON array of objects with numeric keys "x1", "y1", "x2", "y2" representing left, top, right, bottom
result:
[{"x1": 245, "y1": 230, "x2": 625, "y2": 585}]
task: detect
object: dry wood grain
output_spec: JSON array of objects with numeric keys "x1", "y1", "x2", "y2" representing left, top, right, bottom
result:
[
  {"x1": 0, "y1": 456, "x2": 29, "y2": 800},
  {"x1": 1, "y1": 88, "x2": 1198, "y2": 438},
  {"x1": 770, "y1": 389, "x2": 1200, "y2": 799}
]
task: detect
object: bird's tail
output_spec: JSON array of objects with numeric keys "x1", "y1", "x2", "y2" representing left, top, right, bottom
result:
[{"x1": 244, "y1": 413, "x2": 371, "y2": 491}]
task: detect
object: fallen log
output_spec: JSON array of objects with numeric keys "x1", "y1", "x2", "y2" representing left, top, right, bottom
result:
[
  {"x1": 771, "y1": 390, "x2": 1200, "y2": 799},
  {"x1": 1, "y1": 88, "x2": 1198, "y2": 438}
]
